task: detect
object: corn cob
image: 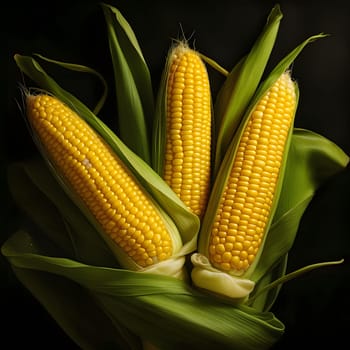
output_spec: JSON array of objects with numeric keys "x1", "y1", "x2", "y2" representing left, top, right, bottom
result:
[
  {"x1": 192, "y1": 71, "x2": 297, "y2": 297},
  {"x1": 26, "y1": 93, "x2": 182, "y2": 269},
  {"x1": 210, "y1": 71, "x2": 296, "y2": 274},
  {"x1": 162, "y1": 42, "x2": 212, "y2": 217}
]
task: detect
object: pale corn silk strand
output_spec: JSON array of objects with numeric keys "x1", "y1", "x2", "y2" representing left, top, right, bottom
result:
[
  {"x1": 163, "y1": 42, "x2": 211, "y2": 218},
  {"x1": 209, "y1": 72, "x2": 296, "y2": 275},
  {"x1": 26, "y1": 93, "x2": 174, "y2": 268}
]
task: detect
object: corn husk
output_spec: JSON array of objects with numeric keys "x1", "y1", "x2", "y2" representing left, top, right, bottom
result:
[
  {"x1": 212, "y1": 4, "x2": 283, "y2": 173},
  {"x1": 101, "y1": 3, "x2": 154, "y2": 164}
]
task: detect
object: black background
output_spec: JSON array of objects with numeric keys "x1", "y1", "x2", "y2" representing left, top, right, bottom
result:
[{"x1": 2, "y1": 0, "x2": 350, "y2": 349}]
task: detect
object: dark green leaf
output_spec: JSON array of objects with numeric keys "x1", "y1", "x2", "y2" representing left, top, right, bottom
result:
[
  {"x1": 249, "y1": 128, "x2": 349, "y2": 308},
  {"x1": 6, "y1": 232, "x2": 140, "y2": 350},
  {"x1": 101, "y1": 3, "x2": 154, "y2": 164},
  {"x1": 33, "y1": 54, "x2": 108, "y2": 115},
  {"x1": 214, "y1": 4, "x2": 283, "y2": 172},
  {"x1": 2, "y1": 230, "x2": 285, "y2": 350}
]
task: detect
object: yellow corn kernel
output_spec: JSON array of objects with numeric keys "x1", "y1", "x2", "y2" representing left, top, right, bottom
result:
[
  {"x1": 26, "y1": 93, "x2": 174, "y2": 268},
  {"x1": 163, "y1": 42, "x2": 211, "y2": 217},
  {"x1": 208, "y1": 72, "x2": 296, "y2": 275}
]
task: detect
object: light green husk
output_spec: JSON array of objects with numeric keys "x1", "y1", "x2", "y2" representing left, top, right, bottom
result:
[{"x1": 213, "y1": 4, "x2": 283, "y2": 174}]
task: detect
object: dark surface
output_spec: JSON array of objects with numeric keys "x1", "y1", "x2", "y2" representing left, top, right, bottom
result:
[{"x1": 2, "y1": 0, "x2": 350, "y2": 348}]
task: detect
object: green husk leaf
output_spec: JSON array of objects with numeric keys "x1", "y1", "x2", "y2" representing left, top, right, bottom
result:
[
  {"x1": 214, "y1": 4, "x2": 283, "y2": 173},
  {"x1": 14, "y1": 54, "x2": 106, "y2": 116},
  {"x1": 248, "y1": 259, "x2": 344, "y2": 307},
  {"x1": 101, "y1": 3, "x2": 154, "y2": 164},
  {"x1": 252, "y1": 128, "x2": 349, "y2": 281},
  {"x1": 14, "y1": 54, "x2": 199, "y2": 269},
  {"x1": 2, "y1": 229, "x2": 285, "y2": 350},
  {"x1": 32, "y1": 54, "x2": 108, "y2": 115},
  {"x1": 4, "y1": 231, "x2": 141, "y2": 350},
  {"x1": 151, "y1": 43, "x2": 169, "y2": 174},
  {"x1": 247, "y1": 255, "x2": 288, "y2": 312},
  {"x1": 199, "y1": 53, "x2": 229, "y2": 76},
  {"x1": 248, "y1": 128, "x2": 349, "y2": 310}
]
